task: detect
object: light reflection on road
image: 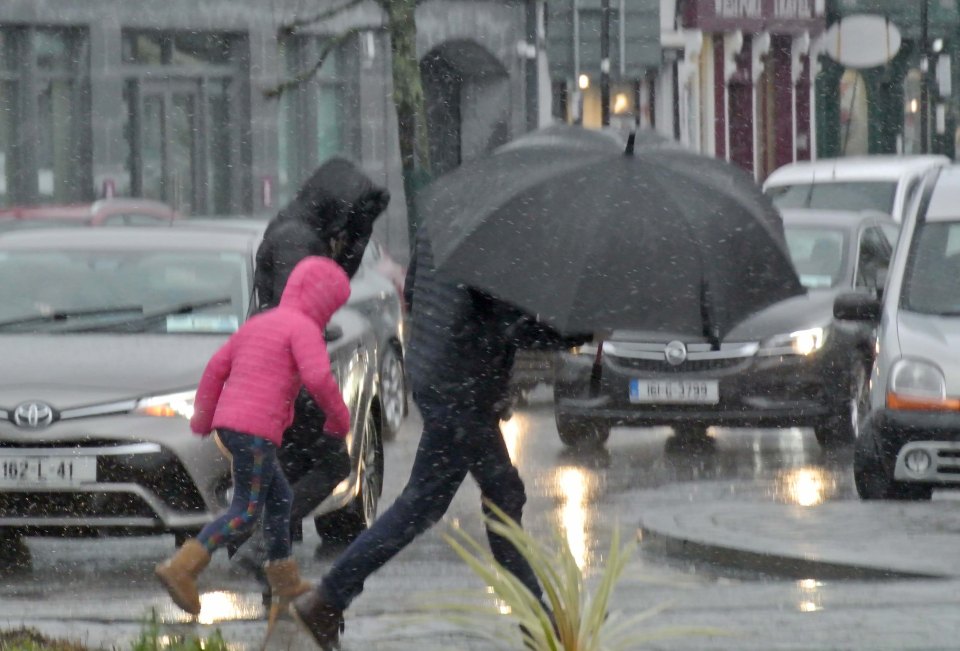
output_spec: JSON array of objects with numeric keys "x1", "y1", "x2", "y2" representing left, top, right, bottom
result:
[
  {"x1": 553, "y1": 466, "x2": 598, "y2": 571},
  {"x1": 796, "y1": 578, "x2": 825, "y2": 613},
  {"x1": 195, "y1": 590, "x2": 262, "y2": 625},
  {"x1": 776, "y1": 467, "x2": 839, "y2": 507},
  {"x1": 500, "y1": 413, "x2": 527, "y2": 466}
]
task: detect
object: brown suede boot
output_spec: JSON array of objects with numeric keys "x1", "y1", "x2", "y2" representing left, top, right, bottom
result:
[
  {"x1": 263, "y1": 558, "x2": 313, "y2": 631},
  {"x1": 154, "y1": 539, "x2": 210, "y2": 616},
  {"x1": 291, "y1": 588, "x2": 344, "y2": 650}
]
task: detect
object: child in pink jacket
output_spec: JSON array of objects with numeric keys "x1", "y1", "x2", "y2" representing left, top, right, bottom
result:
[{"x1": 155, "y1": 256, "x2": 351, "y2": 630}]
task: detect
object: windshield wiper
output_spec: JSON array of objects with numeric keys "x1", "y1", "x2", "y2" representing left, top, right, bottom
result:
[
  {"x1": 57, "y1": 297, "x2": 233, "y2": 333},
  {"x1": 0, "y1": 305, "x2": 144, "y2": 331}
]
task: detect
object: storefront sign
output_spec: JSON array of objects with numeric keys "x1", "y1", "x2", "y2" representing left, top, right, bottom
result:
[{"x1": 690, "y1": 0, "x2": 825, "y2": 33}]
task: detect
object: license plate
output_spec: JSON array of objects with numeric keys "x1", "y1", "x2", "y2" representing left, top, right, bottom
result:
[
  {"x1": 0, "y1": 456, "x2": 97, "y2": 488},
  {"x1": 630, "y1": 379, "x2": 719, "y2": 404}
]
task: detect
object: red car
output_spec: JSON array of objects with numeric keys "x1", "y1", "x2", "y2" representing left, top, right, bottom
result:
[{"x1": 0, "y1": 199, "x2": 179, "y2": 231}]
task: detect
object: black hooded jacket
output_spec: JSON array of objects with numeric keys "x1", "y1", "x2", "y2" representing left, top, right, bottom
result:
[{"x1": 254, "y1": 157, "x2": 390, "y2": 310}]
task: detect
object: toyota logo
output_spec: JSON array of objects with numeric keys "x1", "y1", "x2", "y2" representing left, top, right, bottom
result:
[
  {"x1": 12, "y1": 402, "x2": 56, "y2": 429},
  {"x1": 664, "y1": 340, "x2": 688, "y2": 366}
]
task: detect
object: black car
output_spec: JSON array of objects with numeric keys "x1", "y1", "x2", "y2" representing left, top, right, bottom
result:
[{"x1": 553, "y1": 209, "x2": 899, "y2": 449}]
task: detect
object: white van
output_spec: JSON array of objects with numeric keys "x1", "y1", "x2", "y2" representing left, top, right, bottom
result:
[{"x1": 763, "y1": 155, "x2": 949, "y2": 222}]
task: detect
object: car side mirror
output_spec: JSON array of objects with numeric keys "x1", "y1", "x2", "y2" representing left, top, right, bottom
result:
[
  {"x1": 834, "y1": 292, "x2": 881, "y2": 322},
  {"x1": 324, "y1": 324, "x2": 344, "y2": 343}
]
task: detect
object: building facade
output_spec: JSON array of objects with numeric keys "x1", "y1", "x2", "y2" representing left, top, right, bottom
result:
[
  {"x1": 0, "y1": 0, "x2": 543, "y2": 258},
  {"x1": 673, "y1": 0, "x2": 826, "y2": 182},
  {"x1": 817, "y1": 0, "x2": 960, "y2": 160}
]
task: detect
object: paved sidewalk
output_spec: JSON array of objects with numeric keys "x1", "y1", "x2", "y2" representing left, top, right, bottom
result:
[{"x1": 633, "y1": 481, "x2": 960, "y2": 579}]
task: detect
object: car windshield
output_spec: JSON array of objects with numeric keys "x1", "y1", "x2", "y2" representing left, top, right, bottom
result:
[
  {"x1": 784, "y1": 226, "x2": 848, "y2": 289},
  {"x1": 0, "y1": 249, "x2": 249, "y2": 333},
  {"x1": 902, "y1": 220, "x2": 960, "y2": 315},
  {"x1": 767, "y1": 181, "x2": 897, "y2": 213}
]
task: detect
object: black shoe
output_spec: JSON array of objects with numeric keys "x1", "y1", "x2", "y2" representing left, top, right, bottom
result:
[{"x1": 291, "y1": 588, "x2": 344, "y2": 650}]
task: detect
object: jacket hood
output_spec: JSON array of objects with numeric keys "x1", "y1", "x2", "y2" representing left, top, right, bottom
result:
[
  {"x1": 280, "y1": 256, "x2": 351, "y2": 325},
  {"x1": 277, "y1": 157, "x2": 390, "y2": 238}
]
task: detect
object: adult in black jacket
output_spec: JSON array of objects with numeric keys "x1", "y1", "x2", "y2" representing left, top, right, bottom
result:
[
  {"x1": 254, "y1": 157, "x2": 390, "y2": 309},
  {"x1": 292, "y1": 227, "x2": 589, "y2": 649},
  {"x1": 231, "y1": 157, "x2": 389, "y2": 583}
]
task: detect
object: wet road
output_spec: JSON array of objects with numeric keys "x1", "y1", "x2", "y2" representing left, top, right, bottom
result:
[{"x1": 2, "y1": 389, "x2": 959, "y2": 649}]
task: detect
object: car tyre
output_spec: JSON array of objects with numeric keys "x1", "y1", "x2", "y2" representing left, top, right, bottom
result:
[
  {"x1": 816, "y1": 361, "x2": 870, "y2": 449},
  {"x1": 314, "y1": 410, "x2": 384, "y2": 545},
  {"x1": 556, "y1": 414, "x2": 610, "y2": 449},
  {"x1": 854, "y1": 449, "x2": 932, "y2": 501},
  {"x1": 379, "y1": 345, "x2": 407, "y2": 441}
]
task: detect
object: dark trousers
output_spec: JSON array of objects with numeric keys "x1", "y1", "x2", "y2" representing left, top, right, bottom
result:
[
  {"x1": 197, "y1": 429, "x2": 293, "y2": 562},
  {"x1": 229, "y1": 391, "x2": 351, "y2": 565},
  {"x1": 320, "y1": 396, "x2": 540, "y2": 611}
]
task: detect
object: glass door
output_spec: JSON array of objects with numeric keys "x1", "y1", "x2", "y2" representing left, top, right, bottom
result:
[{"x1": 129, "y1": 79, "x2": 200, "y2": 214}]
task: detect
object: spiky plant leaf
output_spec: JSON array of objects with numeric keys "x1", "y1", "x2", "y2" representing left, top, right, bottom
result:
[{"x1": 438, "y1": 501, "x2": 727, "y2": 650}]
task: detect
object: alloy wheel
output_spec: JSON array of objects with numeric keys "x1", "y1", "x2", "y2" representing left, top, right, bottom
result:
[{"x1": 380, "y1": 347, "x2": 406, "y2": 436}]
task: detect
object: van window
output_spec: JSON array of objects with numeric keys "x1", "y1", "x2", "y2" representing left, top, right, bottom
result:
[
  {"x1": 766, "y1": 181, "x2": 897, "y2": 213},
  {"x1": 902, "y1": 221, "x2": 960, "y2": 315}
]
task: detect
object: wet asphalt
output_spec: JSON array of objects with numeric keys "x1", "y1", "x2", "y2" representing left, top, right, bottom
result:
[{"x1": 3, "y1": 388, "x2": 960, "y2": 650}]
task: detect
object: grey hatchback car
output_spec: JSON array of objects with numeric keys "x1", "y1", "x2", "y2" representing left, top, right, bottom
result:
[{"x1": 0, "y1": 226, "x2": 382, "y2": 558}]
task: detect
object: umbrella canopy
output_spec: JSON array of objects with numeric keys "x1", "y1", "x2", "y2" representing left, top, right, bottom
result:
[{"x1": 420, "y1": 126, "x2": 804, "y2": 340}]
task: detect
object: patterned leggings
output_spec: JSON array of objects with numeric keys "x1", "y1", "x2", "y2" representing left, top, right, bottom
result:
[{"x1": 196, "y1": 429, "x2": 293, "y2": 562}]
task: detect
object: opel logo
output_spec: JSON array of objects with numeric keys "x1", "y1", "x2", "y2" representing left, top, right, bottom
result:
[
  {"x1": 664, "y1": 340, "x2": 688, "y2": 366},
  {"x1": 12, "y1": 402, "x2": 56, "y2": 429}
]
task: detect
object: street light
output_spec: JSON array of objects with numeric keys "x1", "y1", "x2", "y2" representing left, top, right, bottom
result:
[
  {"x1": 578, "y1": 74, "x2": 590, "y2": 90},
  {"x1": 920, "y1": 0, "x2": 931, "y2": 153}
]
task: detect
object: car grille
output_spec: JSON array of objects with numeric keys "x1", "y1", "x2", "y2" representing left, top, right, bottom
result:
[
  {"x1": 0, "y1": 438, "x2": 206, "y2": 513},
  {"x1": 935, "y1": 449, "x2": 960, "y2": 475},
  {"x1": 0, "y1": 491, "x2": 155, "y2": 519},
  {"x1": 615, "y1": 357, "x2": 747, "y2": 373}
]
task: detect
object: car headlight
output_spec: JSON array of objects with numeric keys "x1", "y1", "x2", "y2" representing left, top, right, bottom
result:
[
  {"x1": 135, "y1": 390, "x2": 196, "y2": 419},
  {"x1": 759, "y1": 327, "x2": 827, "y2": 357},
  {"x1": 887, "y1": 359, "x2": 958, "y2": 410}
]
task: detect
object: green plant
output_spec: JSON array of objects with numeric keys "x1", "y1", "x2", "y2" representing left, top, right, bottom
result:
[
  {"x1": 129, "y1": 610, "x2": 229, "y2": 651},
  {"x1": 443, "y1": 502, "x2": 724, "y2": 650},
  {"x1": 0, "y1": 628, "x2": 88, "y2": 651}
]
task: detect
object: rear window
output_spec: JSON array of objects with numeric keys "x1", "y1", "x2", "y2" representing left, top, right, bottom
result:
[
  {"x1": 784, "y1": 226, "x2": 848, "y2": 289},
  {"x1": 767, "y1": 181, "x2": 897, "y2": 214}
]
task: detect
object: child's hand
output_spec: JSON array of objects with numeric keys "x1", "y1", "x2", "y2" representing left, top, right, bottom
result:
[{"x1": 323, "y1": 403, "x2": 351, "y2": 439}]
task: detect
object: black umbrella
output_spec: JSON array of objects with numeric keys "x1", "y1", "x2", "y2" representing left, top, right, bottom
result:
[{"x1": 420, "y1": 126, "x2": 804, "y2": 341}]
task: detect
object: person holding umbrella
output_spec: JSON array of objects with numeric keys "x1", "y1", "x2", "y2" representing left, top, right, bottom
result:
[
  {"x1": 292, "y1": 124, "x2": 803, "y2": 649},
  {"x1": 291, "y1": 220, "x2": 588, "y2": 649}
]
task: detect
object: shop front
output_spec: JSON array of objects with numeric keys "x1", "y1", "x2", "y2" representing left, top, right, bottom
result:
[{"x1": 680, "y1": 0, "x2": 826, "y2": 181}]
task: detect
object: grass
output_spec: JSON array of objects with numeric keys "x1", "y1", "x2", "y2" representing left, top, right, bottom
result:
[
  {"x1": 0, "y1": 611, "x2": 229, "y2": 651},
  {"x1": 442, "y1": 502, "x2": 727, "y2": 650}
]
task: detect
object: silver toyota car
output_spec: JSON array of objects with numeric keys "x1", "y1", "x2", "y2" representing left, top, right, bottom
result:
[
  {"x1": 0, "y1": 226, "x2": 383, "y2": 558},
  {"x1": 835, "y1": 165, "x2": 960, "y2": 500}
]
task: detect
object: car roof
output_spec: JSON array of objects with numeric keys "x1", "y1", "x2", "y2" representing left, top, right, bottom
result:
[
  {"x1": 764, "y1": 156, "x2": 950, "y2": 186},
  {"x1": 779, "y1": 208, "x2": 895, "y2": 229},
  {"x1": 925, "y1": 166, "x2": 960, "y2": 222},
  {"x1": 0, "y1": 226, "x2": 260, "y2": 252}
]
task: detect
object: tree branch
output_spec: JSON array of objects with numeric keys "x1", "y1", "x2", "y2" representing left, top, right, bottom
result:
[
  {"x1": 264, "y1": 25, "x2": 381, "y2": 99},
  {"x1": 279, "y1": 0, "x2": 369, "y2": 36}
]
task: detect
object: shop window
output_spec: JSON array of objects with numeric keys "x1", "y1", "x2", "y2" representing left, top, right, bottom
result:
[
  {"x1": 277, "y1": 36, "x2": 352, "y2": 207},
  {"x1": 840, "y1": 69, "x2": 869, "y2": 156},
  {"x1": 0, "y1": 27, "x2": 90, "y2": 207},
  {"x1": 120, "y1": 30, "x2": 247, "y2": 216}
]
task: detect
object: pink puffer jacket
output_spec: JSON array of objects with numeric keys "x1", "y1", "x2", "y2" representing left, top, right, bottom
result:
[{"x1": 190, "y1": 256, "x2": 352, "y2": 445}]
